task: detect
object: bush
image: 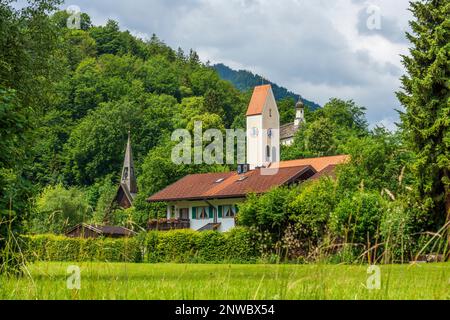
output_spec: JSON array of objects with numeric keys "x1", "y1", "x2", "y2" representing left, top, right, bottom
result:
[
  {"x1": 223, "y1": 227, "x2": 258, "y2": 262},
  {"x1": 154, "y1": 229, "x2": 199, "y2": 263},
  {"x1": 31, "y1": 184, "x2": 93, "y2": 234},
  {"x1": 23, "y1": 234, "x2": 142, "y2": 263},
  {"x1": 237, "y1": 187, "x2": 296, "y2": 236},
  {"x1": 380, "y1": 199, "x2": 414, "y2": 263},
  {"x1": 146, "y1": 228, "x2": 259, "y2": 263},
  {"x1": 379, "y1": 196, "x2": 445, "y2": 264},
  {"x1": 238, "y1": 180, "x2": 339, "y2": 261},
  {"x1": 330, "y1": 191, "x2": 384, "y2": 245},
  {"x1": 23, "y1": 228, "x2": 259, "y2": 264},
  {"x1": 196, "y1": 231, "x2": 226, "y2": 262},
  {"x1": 288, "y1": 178, "x2": 337, "y2": 245}
]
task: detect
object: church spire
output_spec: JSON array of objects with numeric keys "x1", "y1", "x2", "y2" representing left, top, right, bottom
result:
[
  {"x1": 121, "y1": 131, "x2": 138, "y2": 195},
  {"x1": 294, "y1": 97, "x2": 305, "y2": 127}
]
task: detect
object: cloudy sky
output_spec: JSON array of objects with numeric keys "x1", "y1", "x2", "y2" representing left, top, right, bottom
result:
[{"x1": 63, "y1": 0, "x2": 413, "y2": 130}]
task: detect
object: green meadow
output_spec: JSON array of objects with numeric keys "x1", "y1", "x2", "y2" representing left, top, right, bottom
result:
[{"x1": 1, "y1": 262, "x2": 449, "y2": 300}]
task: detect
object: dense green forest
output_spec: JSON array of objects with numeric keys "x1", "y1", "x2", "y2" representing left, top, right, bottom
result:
[
  {"x1": 0, "y1": 0, "x2": 448, "y2": 270},
  {"x1": 214, "y1": 63, "x2": 321, "y2": 111}
]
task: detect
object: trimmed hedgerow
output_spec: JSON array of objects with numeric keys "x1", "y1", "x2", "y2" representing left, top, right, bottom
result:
[
  {"x1": 145, "y1": 227, "x2": 258, "y2": 263},
  {"x1": 195, "y1": 230, "x2": 227, "y2": 262},
  {"x1": 222, "y1": 227, "x2": 258, "y2": 262},
  {"x1": 154, "y1": 229, "x2": 199, "y2": 263},
  {"x1": 23, "y1": 227, "x2": 259, "y2": 264},
  {"x1": 23, "y1": 234, "x2": 142, "y2": 263}
]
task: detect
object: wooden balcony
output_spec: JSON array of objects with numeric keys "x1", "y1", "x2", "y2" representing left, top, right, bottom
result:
[{"x1": 147, "y1": 218, "x2": 190, "y2": 231}]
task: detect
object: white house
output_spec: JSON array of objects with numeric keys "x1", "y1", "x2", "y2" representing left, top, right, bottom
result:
[{"x1": 147, "y1": 85, "x2": 348, "y2": 232}]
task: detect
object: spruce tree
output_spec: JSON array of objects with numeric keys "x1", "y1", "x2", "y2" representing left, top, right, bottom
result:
[{"x1": 397, "y1": 0, "x2": 450, "y2": 232}]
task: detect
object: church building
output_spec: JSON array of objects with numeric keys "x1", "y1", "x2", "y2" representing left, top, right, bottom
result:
[
  {"x1": 147, "y1": 85, "x2": 348, "y2": 232},
  {"x1": 280, "y1": 98, "x2": 305, "y2": 145}
]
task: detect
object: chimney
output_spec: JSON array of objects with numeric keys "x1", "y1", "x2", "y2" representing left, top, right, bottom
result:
[{"x1": 237, "y1": 164, "x2": 250, "y2": 174}]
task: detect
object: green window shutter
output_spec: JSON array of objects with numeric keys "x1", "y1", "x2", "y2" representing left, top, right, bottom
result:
[
  {"x1": 192, "y1": 207, "x2": 196, "y2": 219},
  {"x1": 208, "y1": 206, "x2": 214, "y2": 219},
  {"x1": 235, "y1": 205, "x2": 239, "y2": 213},
  {"x1": 218, "y1": 205, "x2": 223, "y2": 218}
]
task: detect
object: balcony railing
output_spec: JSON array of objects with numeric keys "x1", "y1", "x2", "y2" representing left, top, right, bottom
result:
[{"x1": 147, "y1": 218, "x2": 190, "y2": 231}]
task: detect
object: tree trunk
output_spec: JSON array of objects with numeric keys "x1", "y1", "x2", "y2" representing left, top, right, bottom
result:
[
  {"x1": 445, "y1": 169, "x2": 450, "y2": 261},
  {"x1": 446, "y1": 190, "x2": 450, "y2": 246}
]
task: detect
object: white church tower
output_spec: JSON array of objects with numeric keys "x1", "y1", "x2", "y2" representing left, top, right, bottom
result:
[
  {"x1": 246, "y1": 85, "x2": 280, "y2": 170},
  {"x1": 294, "y1": 98, "x2": 305, "y2": 127}
]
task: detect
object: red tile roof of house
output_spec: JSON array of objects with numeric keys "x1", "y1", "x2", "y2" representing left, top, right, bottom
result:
[
  {"x1": 147, "y1": 165, "x2": 315, "y2": 202},
  {"x1": 310, "y1": 164, "x2": 338, "y2": 180},
  {"x1": 275, "y1": 155, "x2": 350, "y2": 172},
  {"x1": 246, "y1": 84, "x2": 271, "y2": 116}
]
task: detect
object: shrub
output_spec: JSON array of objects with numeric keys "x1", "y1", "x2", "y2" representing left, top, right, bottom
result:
[
  {"x1": 23, "y1": 228, "x2": 259, "y2": 264},
  {"x1": 23, "y1": 234, "x2": 141, "y2": 263},
  {"x1": 223, "y1": 227, "x2": 258, "y2": 263},
  {"x1": 380, "y1": 198, "x2": 415, "y2": 263},
  {"x1": 196, "y1": 231, "x2": 226, "y2": 262},
  {"x1": 155, "y1": 229, "x2": 199, "y2": 263},
  {"x1": 235, "y1": 194, "x2": 259, "y2": 226},
  {"x1": 288, "y1": 178, "x2": 337, "y2": 246},
  {"x1": 149, "y1": 228, "x2": 259, "y2": 263},
  {"x1": 330, "y1": 191, "x2": 384, "y2": 245},
  {"x1": 31, "y1": 184, "x2": 92, "y2": 234},
  {"x1": 380, "y1": 195, "x2": 448, "y2": 264},
  {"x1": 237, "y1": 187, "x2": 296, "y2": 236}
]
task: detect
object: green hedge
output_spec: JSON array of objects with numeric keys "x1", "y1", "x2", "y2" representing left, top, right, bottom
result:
[
  {"x1": 22, "y1": 227, "x2": 259, "y2": 263},
  {"x1": 144, "y1": 228, "x2": 258, "y2": 263},
  {"x1": 22, "y1": 234, "x2": 142, "y2": 263}
]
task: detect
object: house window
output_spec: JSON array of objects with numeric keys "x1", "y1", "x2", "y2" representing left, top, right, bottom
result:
[
  {"x1": 269, "y1": 109, "x2": 272, "y2": 117},
  {"x1": 197, "y1": 206, "x2": 209, "y2": 220},
  {"x1": 223, "y1": 205, "x2": 236, "y2": 218},
  {"x1": 266, "y1": 145, "x2": 270, "y2": 158},
  {"x1": 179, "y1": 208, "x2": 189, "y2": 220}
]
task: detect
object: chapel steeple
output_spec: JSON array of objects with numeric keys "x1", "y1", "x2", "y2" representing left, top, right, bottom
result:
[
  {"x1": 108, "y1": 131, "x2": 138, "y2": 214},
  {"x1": 121, "y1": 131, "x2": 138, "y2": 196}
]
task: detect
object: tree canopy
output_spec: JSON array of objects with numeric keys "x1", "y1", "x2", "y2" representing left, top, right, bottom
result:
[{"x1": 396, "y1": 0, "x2": 450, "y2": 228}]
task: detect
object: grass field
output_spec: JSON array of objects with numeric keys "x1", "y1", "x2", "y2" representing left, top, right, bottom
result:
[{"x1": 0, "y1": 262, "x2": 449, "y2": 300}]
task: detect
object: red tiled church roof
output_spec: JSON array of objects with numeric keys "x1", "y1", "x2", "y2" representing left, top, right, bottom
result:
[
  {"x1": 147, "y1": 165, "x2": 315, "y2": 202},
  {"x1": 246, "y1": 84, "x2": 271, "y2": 116}
]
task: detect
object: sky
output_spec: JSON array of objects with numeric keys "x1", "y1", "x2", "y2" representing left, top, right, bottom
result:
[{"x1": 62, "y1": 0, "x2": 413, "y2": 130}]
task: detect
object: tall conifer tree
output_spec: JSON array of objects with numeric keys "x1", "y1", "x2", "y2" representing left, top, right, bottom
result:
[{"x1": 397, "y1": 0, "x2": 450, "y2": 232}]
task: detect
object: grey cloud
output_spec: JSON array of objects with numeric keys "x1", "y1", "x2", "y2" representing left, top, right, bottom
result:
[{"x1": 356, "y1": 6, "x2": 409, "y2": 44}]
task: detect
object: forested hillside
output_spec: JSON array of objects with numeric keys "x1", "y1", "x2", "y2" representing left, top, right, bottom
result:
[
  {"x1": 213, "y1": 63, "x2": 321, "y2": 111},
  {"x1": 0, "y1": 2, "x2": 257, "y2": 235}
]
